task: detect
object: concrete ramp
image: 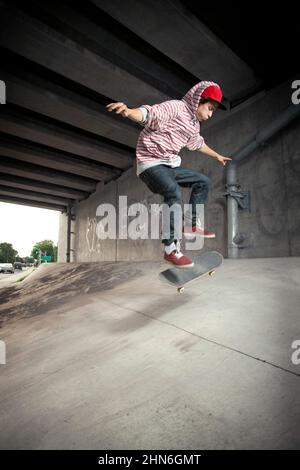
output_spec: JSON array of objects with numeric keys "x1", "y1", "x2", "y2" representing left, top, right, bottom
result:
[
  {"x1": 0, "y1": 258, "x2": 299, "y2": 449},
  {"x1": 0, "y1": 261, "x2": 158, "y2": 325}
]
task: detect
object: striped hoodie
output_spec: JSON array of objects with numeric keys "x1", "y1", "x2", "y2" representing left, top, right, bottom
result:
[{"x1": 136, "y1": 81, "x2": 219, "y2": 176}]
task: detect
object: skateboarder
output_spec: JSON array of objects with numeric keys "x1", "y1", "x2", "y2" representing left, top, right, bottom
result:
[{"x1": 106, "y1": 81, "x2": 232, "y2": 268}]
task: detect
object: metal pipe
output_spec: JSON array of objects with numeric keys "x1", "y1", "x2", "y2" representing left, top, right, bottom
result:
[
  {"x1": 226, "y1": 104, "x2": 300, "y2": 258},
  {"x1": 226, "y1": 160, "x2": 239, "y2": 258},
  {"x1": 66, "y1": 205, "x2": 71, "y2": 263}
]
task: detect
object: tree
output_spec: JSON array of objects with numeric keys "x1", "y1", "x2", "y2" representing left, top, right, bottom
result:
[
  {"x1": 31, "y1": 240, "x2": 56, "y2": 262},
  {"x1": 0, "y1": 242, "x2": 18, "y2": 263}
]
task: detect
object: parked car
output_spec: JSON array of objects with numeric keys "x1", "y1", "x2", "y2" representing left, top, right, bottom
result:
[
  {"x1": 14, "y1": 262, "x2": 23, "y2": 270},
  {"x1": 0, "y1": 263, "x2": 15, "y2": 273}
]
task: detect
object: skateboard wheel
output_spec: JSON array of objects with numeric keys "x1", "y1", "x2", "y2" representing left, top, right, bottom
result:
[
  {"x1": 177, "y1": 287, "x2": 185, "y2": 294},
  {"x1": 209, "y1": 270, "x2": 216, "y2": 276}
]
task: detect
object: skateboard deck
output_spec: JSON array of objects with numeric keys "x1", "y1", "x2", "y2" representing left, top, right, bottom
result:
[{"x1": 159, "y1": 250, "x2": 223, "y2": 293}]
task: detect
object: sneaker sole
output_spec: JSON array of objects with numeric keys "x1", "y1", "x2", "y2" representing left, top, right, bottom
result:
[{"x1": 164, "y1": 259, "x2": 195, "y2": 268}]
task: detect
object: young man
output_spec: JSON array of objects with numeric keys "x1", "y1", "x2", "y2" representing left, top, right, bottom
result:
[{"x1": 106, "y1": 81, "x2": 232, "y2": 268}]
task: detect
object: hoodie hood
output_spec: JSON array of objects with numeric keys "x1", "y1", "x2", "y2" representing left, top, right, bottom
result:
[{"x1": 182, "y1": 80, "x2": 221, "y2": 120}]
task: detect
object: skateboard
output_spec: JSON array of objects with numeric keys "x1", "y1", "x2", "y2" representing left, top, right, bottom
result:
[{"x1": 159, "y1": 250, "x2": 223, "y2": 293}]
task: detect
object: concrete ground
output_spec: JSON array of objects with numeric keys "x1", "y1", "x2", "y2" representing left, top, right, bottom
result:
[{"x1": 0, "y1": 257, "x2": 299, "y2": 450}]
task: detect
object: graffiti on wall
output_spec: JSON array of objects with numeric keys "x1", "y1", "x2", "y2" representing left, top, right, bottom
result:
[{"x1": 85, "y1": 216, "x2": 101, "y2": 254}]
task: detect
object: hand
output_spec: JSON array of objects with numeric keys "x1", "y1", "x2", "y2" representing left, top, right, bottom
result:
[
  {"x1": 216, "y1": 155, "x2": 232, "y2": 166},
  {"x1": 106, "y1": 102, "x2": 130, "y2": 118}
]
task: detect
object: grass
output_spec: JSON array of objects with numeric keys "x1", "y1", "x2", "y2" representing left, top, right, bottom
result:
[{"x1": 15, "y1": 268, "x2": 36, "y2": 283}]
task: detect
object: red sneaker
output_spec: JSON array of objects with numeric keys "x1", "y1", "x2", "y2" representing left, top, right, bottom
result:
[
  {"x1": 183, "y1": 226, "x2": 216, "y2": 239},
  {"x1": 164, "y1": 249, "x2": 194, "y2": 268}
]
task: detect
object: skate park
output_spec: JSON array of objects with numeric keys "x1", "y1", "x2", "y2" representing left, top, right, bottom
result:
[{"x1": 0, "y1": 0, "x2": 300, "y2": 451}]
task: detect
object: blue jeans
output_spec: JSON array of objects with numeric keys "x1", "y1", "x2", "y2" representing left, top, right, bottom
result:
[{"x1": 139, "y1": 165, "x2": 211, "y2": 245}]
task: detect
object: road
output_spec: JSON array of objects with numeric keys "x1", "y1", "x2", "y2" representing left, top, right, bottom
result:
[{"x1": 0, "y1": 267, "x2": 31, "y2": 284}]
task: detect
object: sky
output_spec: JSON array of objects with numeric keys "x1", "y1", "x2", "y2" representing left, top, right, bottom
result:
[{"x1": 0, "y1": 202, "x2": 60, "y2": 257}]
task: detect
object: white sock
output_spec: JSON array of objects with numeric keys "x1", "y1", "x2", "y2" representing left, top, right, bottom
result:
[{"x1": 165, "y1": 242, "x2": 176, "y2": 254}]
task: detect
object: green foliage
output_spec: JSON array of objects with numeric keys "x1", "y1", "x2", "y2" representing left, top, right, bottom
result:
[
  {"x1": 31, "y1": 240, "x2": 57, "y2": 262},
  {"x1": 0, "y1": 242, "x2": 18, "y2": 263}
]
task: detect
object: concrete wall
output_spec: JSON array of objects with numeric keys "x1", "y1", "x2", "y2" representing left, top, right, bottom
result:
[
  {"x1": 203, "y1": 78, "x2": 300, "y2": 258},
  {"x1": 74, "y1": 172, "x2": 163, "y2": 262},
  {"x1": 70, "y1": 80, "x2": 300, "y2": 261}
]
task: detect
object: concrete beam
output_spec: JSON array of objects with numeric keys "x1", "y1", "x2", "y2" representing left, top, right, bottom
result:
[
  {"x1": 0, "y1": 194, "x2": 66, "y2": 212},
  {"x1": 0, "y1": 185, "x2": 70, "y2": 207},
  {"x1": 0, "y1": 158, "x2": 97, "y2": 192},
  {"x1": 0, "y1": 140, "x2": 121, "y2": 182},
  {"x1": 1, "y1": 70, "x2": 236, "y2": 157},
  {"x1": 0, "y1": 173, "x2": 88, "y2": 200},
  {"x1": 0, "y1": 3, "x2": 168, "y2": 105},
  {"x1": 0, "y1": 112, "x2": 133, "y2": 170},
  {"x1": 2, "y1": 71, "x2": 138, "y2": 148},
  {"x1": 93, "y1": 0, "x2": 260, "y2": 101},
  {"x1": 28, "y1": 0, "x2": 192, "y2": 97}
]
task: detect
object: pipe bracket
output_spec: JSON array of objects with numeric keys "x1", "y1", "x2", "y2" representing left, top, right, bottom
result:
[{"x1": 224, "y1": 189, "x2": 251, "y2": 211}]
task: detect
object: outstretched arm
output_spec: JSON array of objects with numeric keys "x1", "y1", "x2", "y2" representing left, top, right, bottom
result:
[
  {"x1": 199, "y1": 142, "x2": 232, "y2": 166},
  {"x1": 107, "y1": 99, "x2": 179, "y2": 130},
  {"x1": 106, "y1": 102, "x2": 144, "y2": 123}
]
